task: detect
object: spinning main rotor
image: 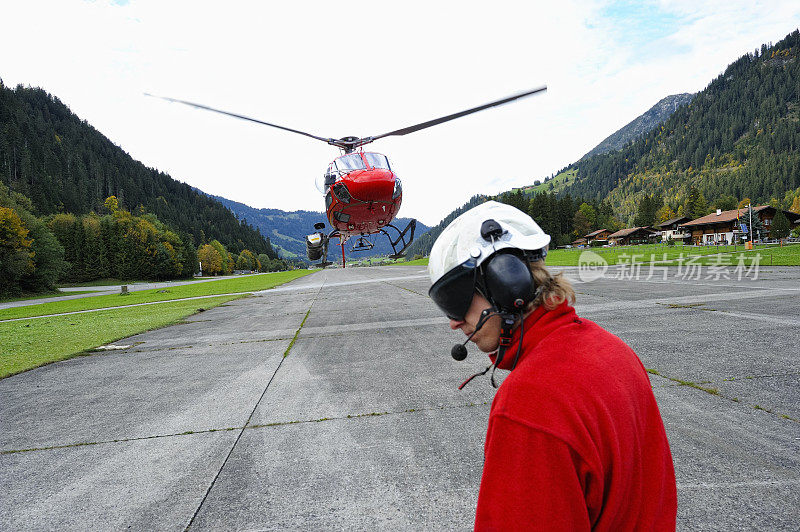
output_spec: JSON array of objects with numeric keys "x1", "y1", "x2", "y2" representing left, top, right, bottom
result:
[{"x1": 146, "y1": 86, "x2": 547, "y2": 153}]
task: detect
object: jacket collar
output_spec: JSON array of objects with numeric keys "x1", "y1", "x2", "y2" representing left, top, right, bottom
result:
[{"x1": 489, "y1": 301, "x2": 577, "y2": 370}]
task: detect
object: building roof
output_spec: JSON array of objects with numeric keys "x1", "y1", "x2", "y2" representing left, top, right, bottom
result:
[
  {"x1": 657, "y1": 216, "x2": 691, "y2": 228},
  {"x1": 584, "y1": 229, "x2": 609, "y2": 238},
  {"x1": 680, "y1": 206, "x2": 770, "y2": 227},
  {"x1": 608, "y1": 226, "x2": 655, "y2": 239}
]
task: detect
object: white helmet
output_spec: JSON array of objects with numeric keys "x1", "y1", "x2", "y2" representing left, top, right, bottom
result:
[{"x1": 428, "y1": 201, "x2": 550, "y2": 320}]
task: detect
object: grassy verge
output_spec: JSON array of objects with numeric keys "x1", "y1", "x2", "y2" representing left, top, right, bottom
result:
[
  {"x1": 545, "y1": 243, "x2": 800, "y2": 266},
  {"x1": 673, "y1": 245, "x2": 800, "y2": 266},
  {"x1": 396, "y1": 258, "x2": 429, "y2": 266},
  {"x1": 0, "y1": 295, "x2": 241, "y2": 379},
  {"x1": 0, "y1": 290, "x2": 95, "y2": 304},
  {"x1": 58, "y1": 277, "x2": 219, "y2": 287},
  {"x1": 0, "y1": 270, "x2": 316, "y2": 321}
]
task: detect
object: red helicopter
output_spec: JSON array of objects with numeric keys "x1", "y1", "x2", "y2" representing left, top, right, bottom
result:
[{"x1": 147, "y1": 87, "x2": 546, "y2": 267}]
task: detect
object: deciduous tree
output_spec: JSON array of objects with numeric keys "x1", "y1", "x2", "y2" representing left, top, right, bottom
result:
[{"x1": 197, "y1": 244, "x2": 222, "y2": 275}]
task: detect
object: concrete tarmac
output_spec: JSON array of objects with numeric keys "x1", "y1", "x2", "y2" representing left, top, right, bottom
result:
[{"x1": 1, "y1": 265, "x2": 799, "y2": 530}]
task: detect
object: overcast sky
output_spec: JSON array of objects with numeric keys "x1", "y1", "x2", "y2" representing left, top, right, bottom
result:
[{"x1": 2, "y1": 1, "x2": 799, "y2": 226}]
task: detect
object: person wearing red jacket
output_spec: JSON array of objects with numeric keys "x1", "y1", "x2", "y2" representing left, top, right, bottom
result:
[{"x1": 428, "y1": 201, "x2": 677, "y2": 530}]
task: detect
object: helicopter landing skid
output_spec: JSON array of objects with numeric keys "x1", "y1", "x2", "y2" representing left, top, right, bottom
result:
[{"x1": 381, "y1": 219, "x2": 417, "y2": 259}]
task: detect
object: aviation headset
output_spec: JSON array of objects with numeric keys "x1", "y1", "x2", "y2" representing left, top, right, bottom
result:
[{"x1": 428, "y1": 217, "x2": 547, "y2": 388}]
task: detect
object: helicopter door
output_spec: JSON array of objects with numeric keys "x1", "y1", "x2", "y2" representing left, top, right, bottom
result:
[{"x1": 316, "y1": 163, "x2": 338, "y2": 194}]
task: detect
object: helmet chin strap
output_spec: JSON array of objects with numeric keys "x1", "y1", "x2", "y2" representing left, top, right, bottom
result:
[
  {"x1": 458, "y1": 309, "x2": 519, "y2": 390},
  {"x1": 489, "y1": 312, "x2": 518, "y2": 388}
]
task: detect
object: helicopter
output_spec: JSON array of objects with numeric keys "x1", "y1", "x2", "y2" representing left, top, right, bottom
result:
[{"x1": 147, "y1": 86, "x2": 546, "y2": 267}]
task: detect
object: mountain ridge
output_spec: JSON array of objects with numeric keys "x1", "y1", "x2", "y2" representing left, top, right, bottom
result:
[
  {"x1": 0, "y1": 82, "x2": 279, "y2": 259},
  {"x1": 581, "y1": 93, "x2": 695, "y2": 160},
  {"x1": 207, "y1": 193, "x2": 430, "y2": 262}
]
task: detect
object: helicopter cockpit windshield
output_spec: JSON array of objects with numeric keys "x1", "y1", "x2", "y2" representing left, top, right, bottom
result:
[
  {"x1": 364, "y1": 152, "x2": 391, "y2": 170},
  {"x1": 316, "y1": 153, "x2": 368, "y2": 194},
  {"x1": 335, "y1": 153, "x2": 366, "y2": 172}
]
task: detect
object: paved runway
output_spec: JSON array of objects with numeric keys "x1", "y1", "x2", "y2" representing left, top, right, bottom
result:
[{"x1": 2, "y1": 265, "x2": 799, "y2": 530}]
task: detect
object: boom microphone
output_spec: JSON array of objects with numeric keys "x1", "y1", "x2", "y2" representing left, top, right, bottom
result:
[
  {"x1": 450, "y1": 309, "x2": 499, "y2": 361},
  {"x1": 451, "y1": 342, "x2": 468, "y2": 361}
]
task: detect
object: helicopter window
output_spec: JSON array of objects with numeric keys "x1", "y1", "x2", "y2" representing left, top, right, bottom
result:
[
  {"x1": 335, "y1": 154, "x2": 366, "y2": 172},
  {"x1": 364, "y1": 153, "x2": 390, "y2": 170}
]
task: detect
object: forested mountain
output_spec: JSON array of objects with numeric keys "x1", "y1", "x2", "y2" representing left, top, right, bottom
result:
[
  {"x1": 581, "y1": 93, "x2": 695, "y2": 159},
  {"x1": 407, "y1": 30, "x2": 800, "y2": 256},
  {"x1": 404, "y1": 195, "x2": 489, "y2": 258},
  {"x1": 0, "y1": 82, "x2": 279, "y2": 259},
  {"x1": 209, "y1": 193, "x2": 429, "y2": 262},
  {"x1": 565, "y1": 29, "x2": 800, "y2": 220}
]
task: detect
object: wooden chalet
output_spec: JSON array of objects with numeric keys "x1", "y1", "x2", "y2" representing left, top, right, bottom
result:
[
  {"x1": 584, "y1": 228, "x2": 611, "y2": 245},
  {"x1": 607, "y1": 226, "x2": 657, "y2": 246},
  {"x1": 656, "y1": 216, "x2": 691, "y2": 242},
  {"x1": 680, "y1": 206, "x2": 800, "y2": 245}
]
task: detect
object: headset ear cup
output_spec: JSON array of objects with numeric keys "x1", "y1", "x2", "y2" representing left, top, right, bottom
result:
[{"x1": 484, "y1": 253, "x2": 535, "y2": 312}]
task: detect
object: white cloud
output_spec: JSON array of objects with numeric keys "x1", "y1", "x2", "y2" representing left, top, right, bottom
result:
[{"x1": 1, "y1": 0, "x2": 798, "y2": 225}]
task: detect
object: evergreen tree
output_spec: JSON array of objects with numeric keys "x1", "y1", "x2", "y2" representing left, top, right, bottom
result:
[
  {"x1": 0, "y1": 84, "x2": 280, "y2": 260},
  {"x1": 770, "y1": 209, "x2": 791, "y2": 239},
  {"x1": 257, "y1": 253, "x2": 269, "y2": 272},
  {"x1": 573, "y1": 210, "x2": 592, "y2": 239},
  {"x1": 634, "y1": 193, "x2": 662, "y2": 226}
]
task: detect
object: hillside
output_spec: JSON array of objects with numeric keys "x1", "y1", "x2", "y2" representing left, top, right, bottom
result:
[
  {"x1": 0, "y1": 82, "x2": 279, "y2": 258},
  {"x1": 581, "y1": 93, "x2": 695, "y2": 159},
  {"x1": 565, "y1": 29, "x2": 800, "y2": 220},
  {"x1": 209, "y1": 194, "x2": 429, "y2": 262},
  {"x1": 408, "y1": 30, "x2": 800, "y2": 257},
  {"x1": 404, "y1": 194, "x2": 489, "y2": 258}
]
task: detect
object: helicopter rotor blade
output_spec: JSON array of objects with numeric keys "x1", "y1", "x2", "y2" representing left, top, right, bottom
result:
[
  {"x1": 144, "y1": 93, "x2": 334, "y2": 144},
  {"x1": 369, "y1": 86, "x2": 547, "y2": 141}
]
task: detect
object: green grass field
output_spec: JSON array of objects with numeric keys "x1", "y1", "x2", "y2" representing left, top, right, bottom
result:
[
  {"x1": 544, "y1": 243, "x2": 800, "y2": 266},
  {"x1": 0, "y1": 270, "x2": 316, "y2": 321},
  {"x1": 397, "y1": 258, "x2": 429, "y2": 266},
  {"x1": 0, "y1": 270, "x2": 318, "y2": 379},
  {"x1": 518, "y1": 169, "x2": 577, "y2": 195},
  {"x1": 0, "y1": 290, "x2": 95, "y2": 304},
  {"x1": 0, "y1": 295, "x2": 242, "y2": 379},
  {"x1": 387, "y1": 243, "x2": 799, "y2": 269}
]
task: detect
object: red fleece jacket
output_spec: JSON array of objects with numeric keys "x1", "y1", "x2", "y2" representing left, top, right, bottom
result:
[{"x1": 475, "y1": 302, "x2": 677, "y2": 531}]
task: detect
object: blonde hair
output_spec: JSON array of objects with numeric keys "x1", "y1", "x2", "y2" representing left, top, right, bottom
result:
[{"x1": 528, "y1": 260, "x2": 575, "y2": 311}]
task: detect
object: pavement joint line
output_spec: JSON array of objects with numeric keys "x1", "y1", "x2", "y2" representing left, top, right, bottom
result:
[
  {"x1": 298, "y1": 316, "x2": 448, "y2": 336},
  {"x1": 254, "y1": 273, "x2": 429, "y2": 294},
  {"x1": 579, "y1": 275, "x2": 800, "y2": 291},
  {"x1": 0, "y1": 426, "x2": 243, "y2": 455},
  {"x1": 721, "y1": 371, "x2": 800, "y2": 381},
  {"x1": 677, "y1": 479, "x2": 800, "y2": 489},
  {"x1": 382, "y1": 280, "x2": 427, "y2": 297},
  {"x1": 246, "y1": 401, "x2": 492, "y2": 430},
  {"x1": 647, "y1": 369, "x2": 799, "y2": 424},
  {"x1": 184, "y1": 278, "x2": 326, "y2": 530},
  {"x1": 0, "y1": 292, "x2": 252, "y2": 323},
  {"x1": 575, "y1": 287, "x2": 799, "y2": 316},
  {"x1": 0, "y1": 400, "x2": 493, "y2": 455},
  {"x1": 125, "y1": 337, "x2": 299, "y2": 355},
  {"x1": 283, "y1": 309, "x2": 311, "y2": 358}
]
